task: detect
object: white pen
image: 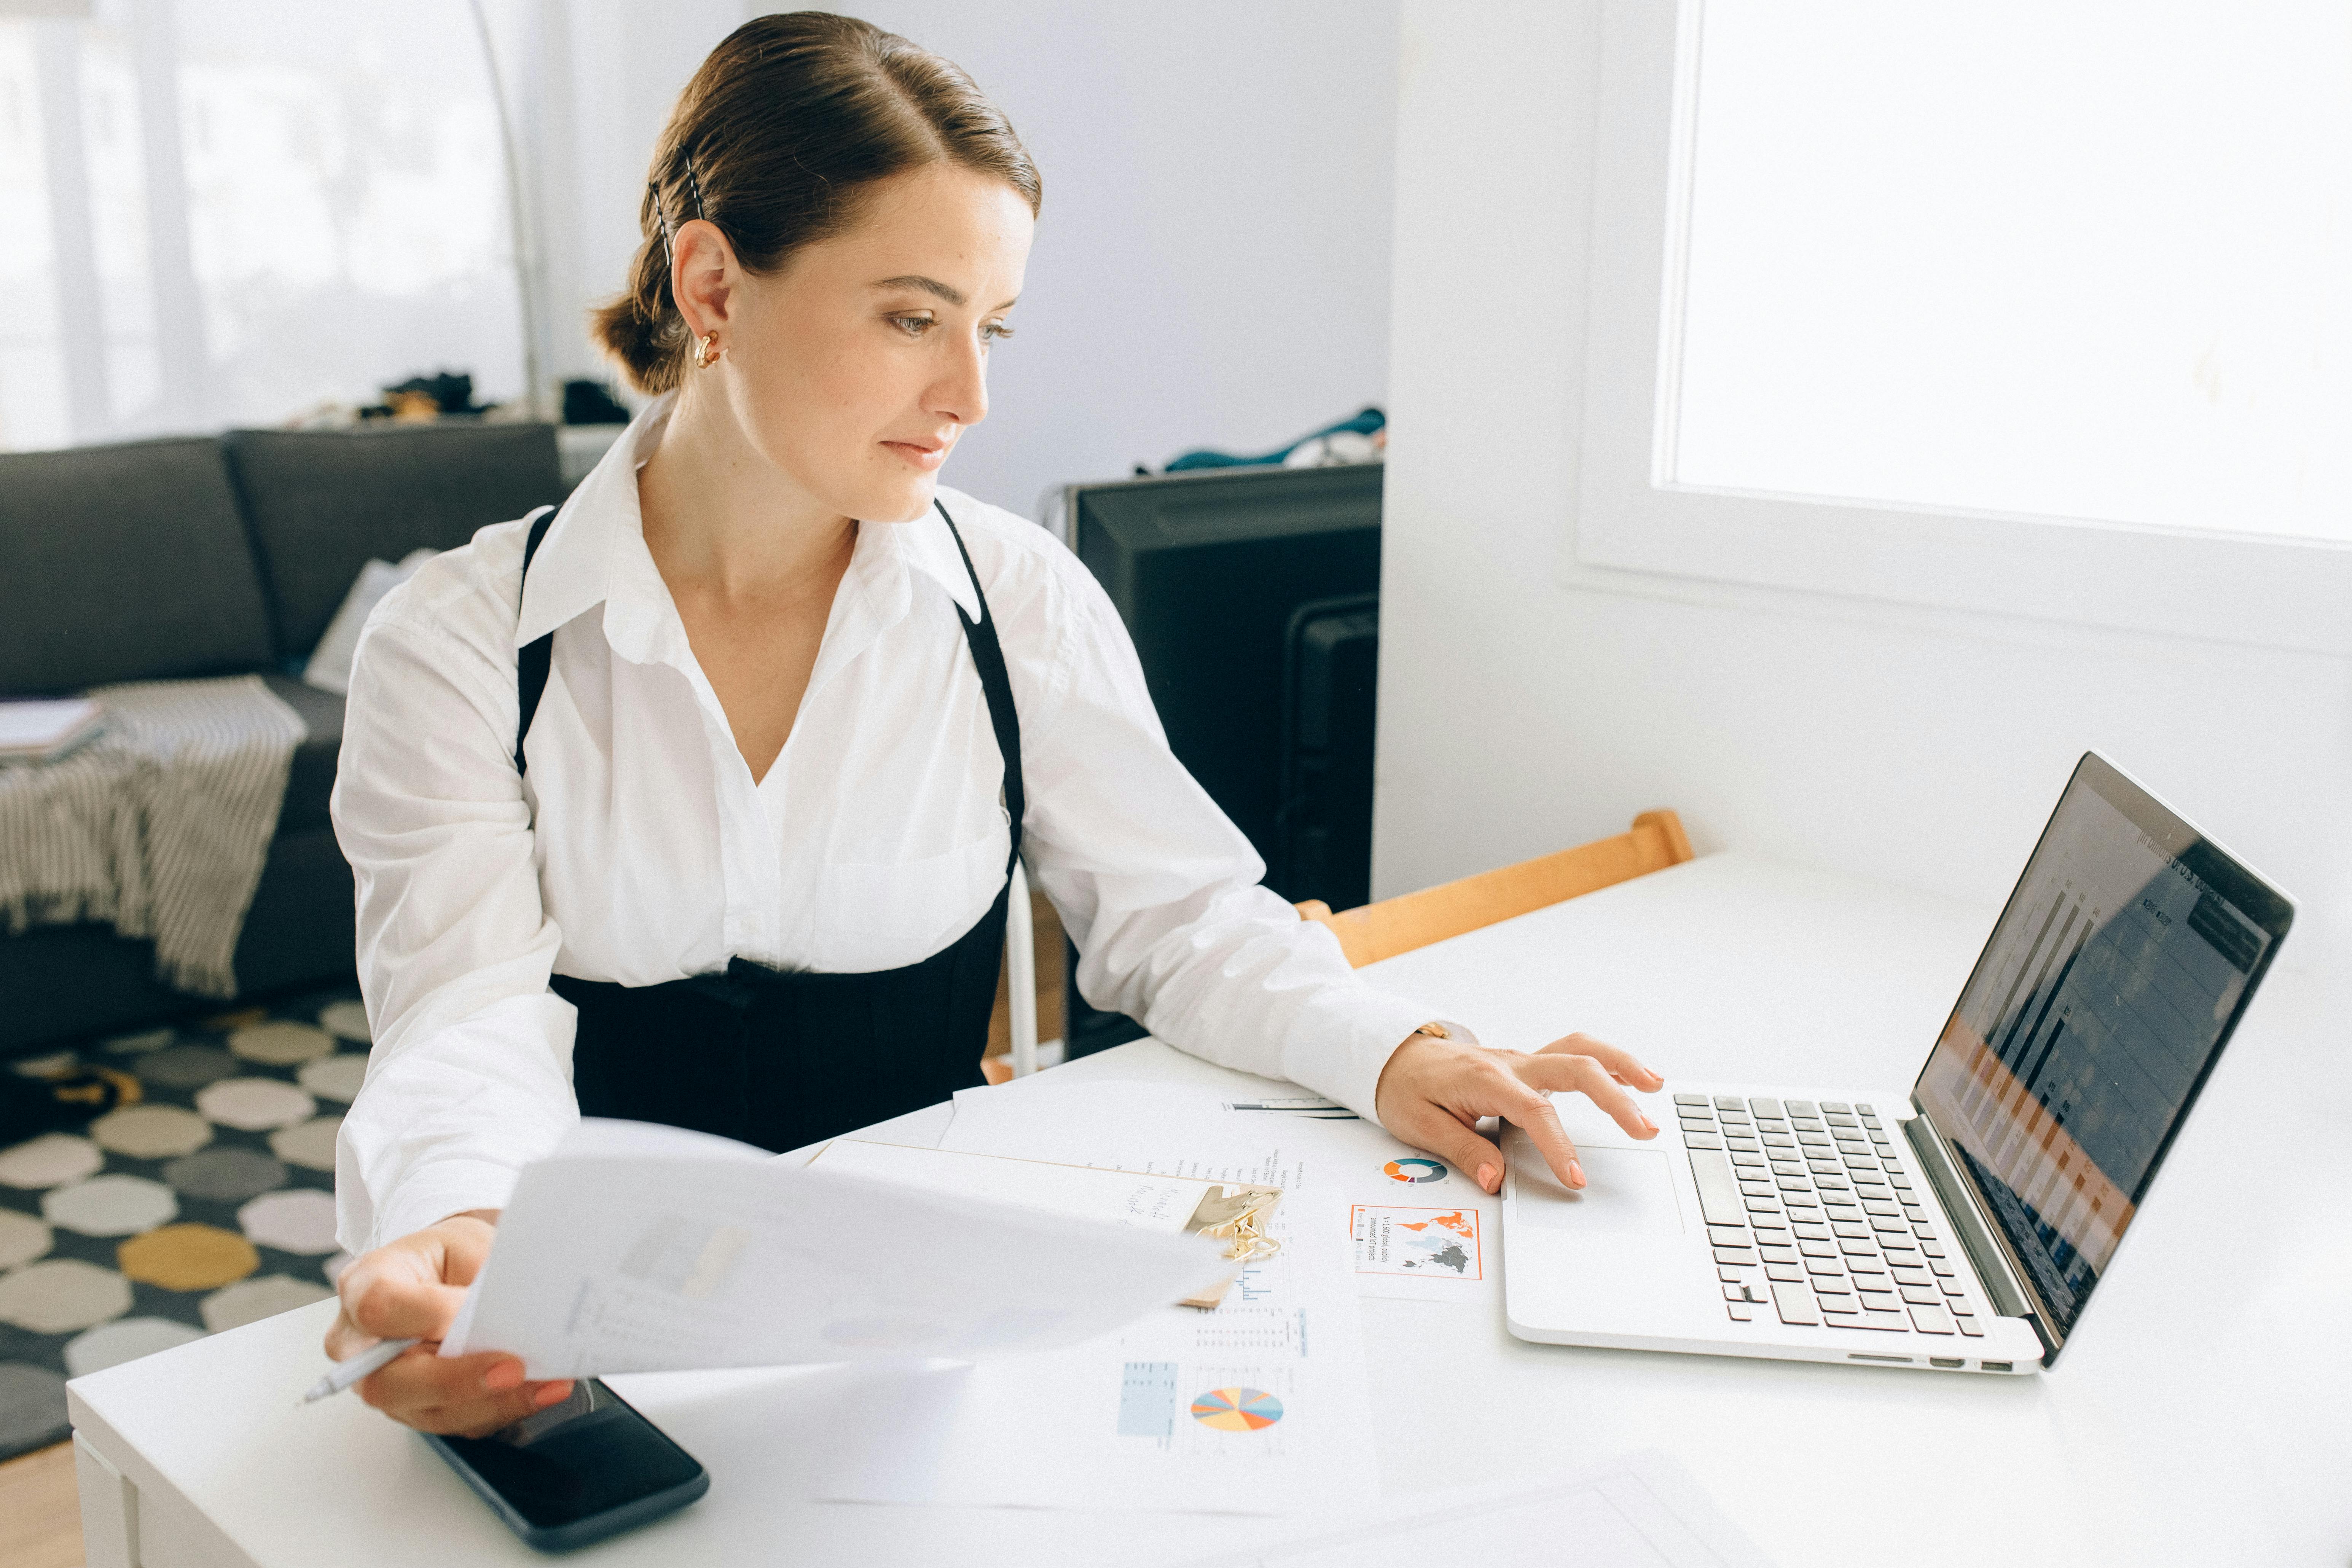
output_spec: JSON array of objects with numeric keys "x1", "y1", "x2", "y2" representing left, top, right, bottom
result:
[{"x1": 298, "y1": 1337, "x2": 419, "y2": 1406}]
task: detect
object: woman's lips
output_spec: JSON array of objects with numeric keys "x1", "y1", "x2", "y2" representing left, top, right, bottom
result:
[{"x1": 883, "y1": 440, "x2": 948, "y2": 472}]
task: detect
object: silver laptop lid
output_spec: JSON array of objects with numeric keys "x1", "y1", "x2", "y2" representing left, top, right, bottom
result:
[{"x1": 1911, "y1": 752, "x2": 2294, "y2": 1358}]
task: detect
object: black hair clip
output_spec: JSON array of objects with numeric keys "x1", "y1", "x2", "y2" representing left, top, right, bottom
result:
[
  {"x1": 649, "y1": 178, "x2": 673, "y2": 262},
  {"x1": 650, "y1": 153, "x2": 707, "y2": 268}
]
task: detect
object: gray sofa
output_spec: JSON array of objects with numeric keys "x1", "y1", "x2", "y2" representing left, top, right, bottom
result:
[{"x1": 0, "y1": 422, "x2": 570, "y2": 1060}]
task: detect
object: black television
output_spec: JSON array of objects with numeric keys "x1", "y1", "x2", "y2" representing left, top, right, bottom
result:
[{"x1": 1059, "y1": 463, "x2": 1382, "y2": 1055}]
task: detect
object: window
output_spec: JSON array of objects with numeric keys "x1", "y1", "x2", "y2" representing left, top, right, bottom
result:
[
  {"x1": 1574, "y1": 0, "x2": 2352, "y2": 653},
  {"x1": 0, "y1": 0, "x2": 523, "y2": 453}
]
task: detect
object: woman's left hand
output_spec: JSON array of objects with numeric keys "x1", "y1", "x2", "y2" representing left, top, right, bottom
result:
[{"x1": 1374, "y1": 1030, "x2": 1664, "y2": 1196}]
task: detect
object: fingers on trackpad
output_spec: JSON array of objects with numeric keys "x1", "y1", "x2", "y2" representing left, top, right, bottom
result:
[{"x1": 1511, "y1": 1145, "x2": 1684, "y2": 1235}]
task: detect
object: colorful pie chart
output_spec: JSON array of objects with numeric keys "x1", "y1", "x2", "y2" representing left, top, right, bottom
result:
[
  {"x1": 1190, "y1": 1386, "x2": 1283, "y2": 1431},
  {"x1": 1383, "y1": 1157, "x2": 1447, "y2": 1183}
]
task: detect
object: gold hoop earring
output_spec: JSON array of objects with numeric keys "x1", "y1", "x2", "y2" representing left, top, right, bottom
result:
[{"x1": 693, "y1": 331, "x2": 720, "y2": 369}]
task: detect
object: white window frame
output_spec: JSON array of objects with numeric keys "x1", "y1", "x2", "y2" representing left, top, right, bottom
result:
[{"x1": 1568, "y1": 0, "x2": 2352, "y2": 658}]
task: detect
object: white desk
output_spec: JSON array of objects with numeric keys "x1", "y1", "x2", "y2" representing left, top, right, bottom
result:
[{"x1": 66, "y1": 852, "x2": 2349, "y2": 1566}]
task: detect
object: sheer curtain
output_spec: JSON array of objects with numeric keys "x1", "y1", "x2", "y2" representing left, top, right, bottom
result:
[{"x1": 0, "y1": 0, "x2": 527, "y2": 452}]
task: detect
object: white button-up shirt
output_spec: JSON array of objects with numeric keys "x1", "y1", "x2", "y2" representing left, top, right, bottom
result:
[{"x1": 330, "y1": 389, "x2": 1445, "y2": 1251}]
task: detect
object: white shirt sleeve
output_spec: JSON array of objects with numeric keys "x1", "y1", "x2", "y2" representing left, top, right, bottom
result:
[
  {"x1": 1007, "y1": 537, "x2": 1443, "y2": 1122},
  {"x1": 328, "y1": 555, "x2": 579, "y2": 1254}
]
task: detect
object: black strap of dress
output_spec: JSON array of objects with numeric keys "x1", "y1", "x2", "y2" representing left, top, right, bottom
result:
[
  {"x1": 934, "y1": 499, "x2": 1025, "y2": 873},
  {"x1": 513, "y1": 505, "x2": 558, "y2": 774},
  {"x1": 513, "y1": 498, "x2": 1021, "y2": 869}
]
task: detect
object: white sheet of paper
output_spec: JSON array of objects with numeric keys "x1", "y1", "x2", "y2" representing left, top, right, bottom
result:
[
  {"x1": 808, "y1": 1179, "x2": 1376, "y2": 1515},
  {"x1": 441, "y1": 1119, "x2": 1227, "y2": 1380},
  {"x1": 808, "y1": 1139, "x2": 1238, "y2": 1235},
  {"x1": 944, "y1": 1079, "x2": 1502, "y2": 1303},
  {"x1": 1171, "y1": 1449, "x2": 1777, "y2": 1568}
]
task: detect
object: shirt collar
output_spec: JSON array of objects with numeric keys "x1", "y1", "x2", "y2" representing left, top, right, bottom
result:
[
  {"x1": 892, "y1": 489, "x2": 986, "y2": 623},
  {"x1": 513, "y1": 390, "x2": 985, "y2": 656},
  {"x1": 512, "y1": 389, "x2": 669, "y2": 650}
]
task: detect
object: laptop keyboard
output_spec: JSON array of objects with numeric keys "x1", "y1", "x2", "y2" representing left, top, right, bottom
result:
[{"x1": 1675, "y1": 1096, "x2": 1984, "y2": 1339}]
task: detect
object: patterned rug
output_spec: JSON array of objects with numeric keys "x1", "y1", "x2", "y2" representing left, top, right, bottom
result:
[{"x1": 0, "y1": 985, "x2": 368, "y2": 1462}]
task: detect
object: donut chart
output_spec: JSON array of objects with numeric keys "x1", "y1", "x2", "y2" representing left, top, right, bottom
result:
[
  {"x1": 1190, "y1": 1386, "x2": 1284, "y2": 1431},
  {"x1": 1383, "y1": 1157, "x2": 1447, "y2": 1184}
]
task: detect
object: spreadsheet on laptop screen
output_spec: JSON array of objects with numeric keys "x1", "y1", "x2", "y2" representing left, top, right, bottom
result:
[{"x1": 1914, "y1": 762, "x2": 2284, "y2": 1339}]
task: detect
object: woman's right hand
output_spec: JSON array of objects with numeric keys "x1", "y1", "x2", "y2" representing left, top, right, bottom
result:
[{"x1": 323, "y1": 1210, "x2": 574, "y2": 1436}]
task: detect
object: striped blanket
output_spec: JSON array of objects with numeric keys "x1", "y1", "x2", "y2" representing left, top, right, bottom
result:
[{"x1": 0, "y1": 676, "x2": 306, "y2": 998}]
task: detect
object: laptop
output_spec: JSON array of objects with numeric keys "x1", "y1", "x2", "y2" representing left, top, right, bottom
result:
[{"x1": 1500, "y1": 752, "x2": 2294, "y2": 1375}]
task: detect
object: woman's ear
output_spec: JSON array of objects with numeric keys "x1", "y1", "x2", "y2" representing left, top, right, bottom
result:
[{"x1": 670, "y1": 220, "x2": 737, "y2": 340}]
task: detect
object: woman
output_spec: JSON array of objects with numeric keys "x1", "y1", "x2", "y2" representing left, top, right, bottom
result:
[{"x1": 326, "y1": 12, "x2": 1662, "y2": 1436}]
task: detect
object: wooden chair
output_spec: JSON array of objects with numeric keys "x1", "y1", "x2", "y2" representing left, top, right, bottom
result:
[
  {"x1": 1293, "y1": 809, "x2": 1694, "y2": 967},
  {"x1": 971, "y1": 809, "x2": 1692, "y2": 1084}
]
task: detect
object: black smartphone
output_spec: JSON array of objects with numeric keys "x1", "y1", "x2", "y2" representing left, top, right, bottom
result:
[{"x1": 421, "y1": 1379, "x2": 708, "y2": 1552}]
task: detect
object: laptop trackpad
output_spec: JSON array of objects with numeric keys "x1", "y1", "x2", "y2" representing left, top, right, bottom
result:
[{"x1": 1513, "y1": 1146, "x2": 1685, "y2": 1235}]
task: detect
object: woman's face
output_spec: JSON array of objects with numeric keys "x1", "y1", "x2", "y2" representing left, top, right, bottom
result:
[{"x1": 684, "y1": 162, "x2": 1035, "y2": 524}]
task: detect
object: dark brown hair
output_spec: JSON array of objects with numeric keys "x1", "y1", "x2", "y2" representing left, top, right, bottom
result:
[{"x1": 590, "y1": 12, "x2": 1042, "y2": 395}]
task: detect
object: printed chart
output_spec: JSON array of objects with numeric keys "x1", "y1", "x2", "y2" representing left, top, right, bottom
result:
[
  {"x1": 1351, "y1": 1205, "x2": 1482, "y2": 1281},
  {"x1": 1191, "y1": 1386, "x2": 1284, "y2": 1431},
  {"x1": 811, "y1": 1168, "x2": 1375, "y2": 1514},
  {"x1": 1093, "y1": 1213, "x2": 1322, "y2": 1468}
]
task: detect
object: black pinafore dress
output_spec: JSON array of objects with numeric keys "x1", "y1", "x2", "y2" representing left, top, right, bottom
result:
[{"x1": 513, "y1": 500, "x2": 1022, "y2": 1153}]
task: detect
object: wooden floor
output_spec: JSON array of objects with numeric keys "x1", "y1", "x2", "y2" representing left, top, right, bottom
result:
[{"x1": 0, "y1": 1441, "x2": 82, "y2": 1568}]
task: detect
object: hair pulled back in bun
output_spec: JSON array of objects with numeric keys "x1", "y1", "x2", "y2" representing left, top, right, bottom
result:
[{"x1": 589, "y1": 11, "x2": 1041, "y2": 396}]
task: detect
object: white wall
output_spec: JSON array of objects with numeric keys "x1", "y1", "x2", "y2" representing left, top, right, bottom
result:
[
  {"x1": 515, "y1": 0, "x2": 1400, "y2": 520},
  {"x1": 492, "y1": 0, "x2": 751, "y2": 412},
  {"x1": 1375, "y1": 2, "x2": 2351, "y2": 970}
]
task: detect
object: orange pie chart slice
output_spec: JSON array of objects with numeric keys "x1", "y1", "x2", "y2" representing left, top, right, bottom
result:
[{"x1": 1189, "y1": 1386, "x2": 1283, "y2": 1431}]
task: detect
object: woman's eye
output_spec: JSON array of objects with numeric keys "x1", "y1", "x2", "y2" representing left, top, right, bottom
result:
[
  {"x1": 982, "y1": 322, "x2": 1014, "y2": 343},
  {"x1": 890, "y1": 315, "x2": 934, "y2": 338}
]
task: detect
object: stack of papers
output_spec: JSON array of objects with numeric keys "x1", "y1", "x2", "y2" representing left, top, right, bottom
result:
[
  {"x1": 0, "y1": 697, "x2": 103, "y2": 763},
  {"x1": 802, "y1": 1133, "x2": 1377, "y2": 1515},
  {"x1": 808, "y1": 1140, "x2": 1278, "y2": 1307},
  {"x1": 943, "y1": 1077, "x2": 1504, "y2": 1306},
  {"x1": 438, "y1": 1072, "x2": 1772, "y2": 1552}
]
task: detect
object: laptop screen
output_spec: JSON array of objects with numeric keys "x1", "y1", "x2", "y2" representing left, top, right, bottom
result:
[{"x1": 1913, "y1": 754, "x2": 2292, "y2": 1345}]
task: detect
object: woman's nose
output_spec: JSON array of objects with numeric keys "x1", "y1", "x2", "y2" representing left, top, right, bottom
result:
[{"x1": 929, "y1": 335, "x2": 990, "y2": 428}]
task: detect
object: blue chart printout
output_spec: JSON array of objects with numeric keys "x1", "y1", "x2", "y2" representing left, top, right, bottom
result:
[
  {"x1": 1120, "y1": 1359, "x2": 1181, "y2": 1437},
  {"x1": 1915, "y1": 773, "x2": 2276, "y2": 1335}
]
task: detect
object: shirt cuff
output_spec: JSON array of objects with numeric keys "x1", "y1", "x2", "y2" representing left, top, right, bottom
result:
[
  {"x1": 355, "y1": 1158, "x2": 525, "y2": 1256},
  {"x1": 1279, "y1": 986, "x2": 1483, "y2": 1129}
]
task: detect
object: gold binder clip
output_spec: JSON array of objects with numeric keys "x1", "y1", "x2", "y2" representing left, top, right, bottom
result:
[
  {"x1": 1192, "y1": 1186, "x2": 1284, "y2": 1264},
  {"x1": 1176, "y1": 1185, "x2": 1284, "y2": 1308}
]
